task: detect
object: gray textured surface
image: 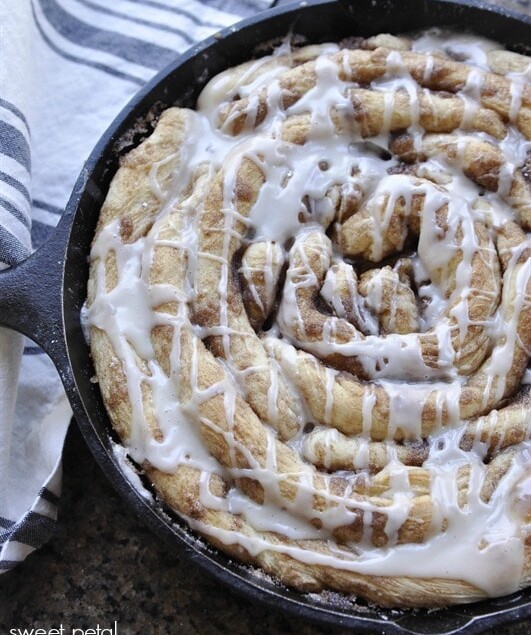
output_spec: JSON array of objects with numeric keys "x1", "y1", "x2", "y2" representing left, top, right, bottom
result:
[{"x1": 1, "y1": 0, "x2": 530, "y2": 633}]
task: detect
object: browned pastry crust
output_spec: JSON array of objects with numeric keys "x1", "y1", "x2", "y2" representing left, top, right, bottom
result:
[
  {"x1": 218, "y1": 47, "x2": 531, "y2": 138},
  {"x1": 87, "y1": 34, "x2": 531, "y2": 608}
]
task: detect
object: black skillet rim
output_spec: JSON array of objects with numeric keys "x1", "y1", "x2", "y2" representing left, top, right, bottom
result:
[{"x1": 56, "y1": 1, "x2": 531, "y2": 633}]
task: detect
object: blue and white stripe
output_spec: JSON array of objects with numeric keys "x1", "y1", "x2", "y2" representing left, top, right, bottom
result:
[{"x1": 0, "y1": 98, "x2": 32, "y2": 268}]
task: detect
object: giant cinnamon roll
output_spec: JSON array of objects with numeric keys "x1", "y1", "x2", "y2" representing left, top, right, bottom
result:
[{"x1": 86, "y1": 29, "x2": 531, "y2": 607}]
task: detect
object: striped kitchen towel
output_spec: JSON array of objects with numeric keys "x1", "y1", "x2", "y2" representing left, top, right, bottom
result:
[{"x1": 0, "y1": 0, "x2": 275, "y2": 573}]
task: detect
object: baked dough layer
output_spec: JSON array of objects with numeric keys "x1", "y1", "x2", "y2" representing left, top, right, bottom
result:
[{"x1": 86, "y1": 31, "x2": 531, "y2": 608}]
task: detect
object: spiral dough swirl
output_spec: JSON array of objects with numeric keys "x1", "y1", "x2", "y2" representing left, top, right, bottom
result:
[{"x1": 87, "y1": 31, "x2": 531, "y2": 607}]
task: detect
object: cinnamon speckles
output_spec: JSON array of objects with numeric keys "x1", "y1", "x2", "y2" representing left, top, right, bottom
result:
[{"x1": 120, "y1": 216, "x2": 134, "y2": 242}]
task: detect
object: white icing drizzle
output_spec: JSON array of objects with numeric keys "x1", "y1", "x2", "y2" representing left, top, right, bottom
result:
[
  {"x1": 411, "y1": 28, "x2": 499, "y2": 70},
  {"x1": 508, "y1": 64, "x2": 531, "y2": 124},
  {"x1": 460, "y1": 68, "x2": 484, "y2": 130},
  {"x1": 85, "y1": 29, "x2": 531, "y2": 601},
  {"x1": 188, "y1": 441, "x2": 529, "y2": 597}
]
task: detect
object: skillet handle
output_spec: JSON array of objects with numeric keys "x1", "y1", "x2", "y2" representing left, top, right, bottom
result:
[{"x1": 0, "y1": 215, "x2": 71, "y2": 367}]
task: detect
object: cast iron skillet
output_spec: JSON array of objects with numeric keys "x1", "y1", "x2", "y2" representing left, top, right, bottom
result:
[{"x1": 0, "y1": 0, "x2": 530, "y2": 632}]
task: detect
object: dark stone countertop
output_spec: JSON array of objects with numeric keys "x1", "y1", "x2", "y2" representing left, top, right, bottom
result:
[{"x1": 1, "y1": 1, "x2": 530, "y2": 633}]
